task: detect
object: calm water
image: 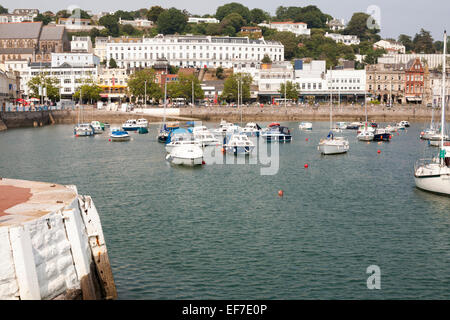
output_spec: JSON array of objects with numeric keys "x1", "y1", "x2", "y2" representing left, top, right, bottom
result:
[{"x1": 0, "y1": 121, "x2": 449, "y2": 300}]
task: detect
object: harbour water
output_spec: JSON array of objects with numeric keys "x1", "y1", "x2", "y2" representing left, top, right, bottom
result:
[{"x1": 0, "y1": 122, "x2": 449, "y2": 299}]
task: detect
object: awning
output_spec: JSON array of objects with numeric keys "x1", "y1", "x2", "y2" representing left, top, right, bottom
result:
[{"x1": 406, "y1": 97, "x2": 422, "y2": 102}]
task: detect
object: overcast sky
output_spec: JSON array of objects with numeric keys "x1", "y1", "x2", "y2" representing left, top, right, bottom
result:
[{"x1": 2, "y1": 0, "x2": 449, "y2": 40}]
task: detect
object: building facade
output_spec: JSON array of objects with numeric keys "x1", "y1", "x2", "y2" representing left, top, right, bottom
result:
[
  {"x1": 51, "y1": 53, "x2": 100, "y2": 68},
  {"x1": 366, "y1": 63, "x2": 406, "y2": 104},
  {"x1": 378, "y1": 54, "x2": 450, "y2": 70},
  {"x1": 258, "y1": 21, "x2": 311, "y2": 36},
  {"x1": 325, "y1": 32, "x2": 360, "y2": 45},
  {"x1": 187, "y1": 17, "x2": 219, "y2": 24},
  {"x1": 405, "y1": 58, "x2": 425, "y2": 104},
  {"x1": 105, "y1": 34, "x2": 284, "y2": 69},
  {"x1": 71, "y1": 36, "x2": 93, "y2": 53},
  {"x1": 327, "y1": 19, "x2": 346, "y2": 31},
  {"x1": 373, "y1": 40, "x2": 406, "y2": 54}
]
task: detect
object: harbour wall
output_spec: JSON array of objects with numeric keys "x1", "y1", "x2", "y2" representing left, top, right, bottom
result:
[
  {"x1": 0, "y1": 179, "x2": 117, "y2": 300},
  {"x1": 0, "y1": 119, "x2": 6, "y2": 131}
]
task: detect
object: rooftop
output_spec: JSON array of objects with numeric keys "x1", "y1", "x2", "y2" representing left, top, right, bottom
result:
[{"x1": 0, "y1": 22, "x2": 42, "y2": 39}]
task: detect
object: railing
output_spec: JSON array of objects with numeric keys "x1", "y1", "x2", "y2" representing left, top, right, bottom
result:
[{"x1": 2, "y1": 105, "x2": 72, "y2": 112}]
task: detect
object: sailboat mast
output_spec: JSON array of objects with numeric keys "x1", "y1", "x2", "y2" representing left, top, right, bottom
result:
[
  {"x1": 441, "y1": 31, "x2": 447, "y2": 158},
  {"x1": 330, "y1": 67, "x2": 332, "y2": 130},
  {"x1": 163, "y1": 79, "x2": 167, "y2": 125}
]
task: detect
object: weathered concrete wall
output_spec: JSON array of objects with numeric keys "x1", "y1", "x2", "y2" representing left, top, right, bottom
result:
[
  {"x1": 0, "y1": 179, "x2": 117, "y2": 300},
  {"x1": 180, "y1": 105, "x2": 439, "y2": 123},
  {"x1": 0, "y1": 119, "x2": 6, "y2": 131},
  {"x1": 0, "y1": 111, "x2": 53, "y2": 129}
]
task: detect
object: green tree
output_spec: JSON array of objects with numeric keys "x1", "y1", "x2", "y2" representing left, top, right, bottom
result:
[
  {"x1": 27, "y1": 75, "x2": 60, "y2": 102},
  {"x1": 398, "y1": 34, "x2": 414, "y2": 52},
  {"x1": 167, "y1": 74, "x2": 204, "y2": 102},
  {"x1": 205, "y1": 23, "x2": 222, "y2": 35},
  {"x1": 56, "y1": 10, "x2": 70, "y2": 18},
  {"x1": 363, "y1": 48, "x2": 386, "y2": 65},
  {"x1": 156, "y1": 8, "x2": 188, "y2": 34},
  {"x1": 73, "y1": 81, "x2": 102, "y2": 103},
  {"x1": 147, "y1": 6, "x2": 165, "y2": 22},
  {"x1": 344, "y1": 12, "x2": 380, "y2": 42},
  {"x1": 215, "y1": 2, "x2": 251, "y2": 23},
  {"x1": 0, "y1": 5, "x2": 8, "y2": 14},
  {"x1": 109, "y1": 58, "x2": 118, "y2": 68},
  {"x1": 220, "y1": 13, "x2": 245, "y2": 34},
  {"x1": 261, "y1": 54, "x2": 272, "y2": 63},
  {"x1": 221, "y1": 73, "x2": 253, "y2": 102},
  {"x1": 99, "y1": 14, "x2": 120, "y2": 37},
  {"x1": 413, "y1": 29, "x2": 435, "y2": 53},
  {"x1": 72, "y1": 8, "x2": 91, "y2": 19},
  {"x1": 250, "y1": 8, "x2": 270, "y2": 24},
  {"x1": 266, "y1": 31, "x2": 300, "y2": 60},
  {"x1": 34, "y1": 14, "x2": 52, "y2": 25},
  {"x1": 127, "y1": 69, "x2": 163, "y2": 102},
  {"x1": 215, "y1": 67, "x2": 225, "y2": 79},
  {"x1": 279, "y1": 81, "x2": 300, "y2": 100},
  {"x1": 114, "y1": 10, "x2": 134, "y2": 21}
]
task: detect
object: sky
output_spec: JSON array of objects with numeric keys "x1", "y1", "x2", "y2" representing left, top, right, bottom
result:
[{"x1": 2, "y1": 0, "x2": 449, "y2": 40}]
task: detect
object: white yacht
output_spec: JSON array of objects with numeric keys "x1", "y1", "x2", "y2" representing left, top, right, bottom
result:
[
  {"x1": 242, "y1": 123, "x2": 262, "y2": 136},
  {"x1": 90, "y1": 121, "x2": 103, "y2": 134},
  {"x1": 165, "y1": 140, "x2": 200, "y2": 153},
  {"x1": 414, "y1": 31, "x2": 450, "y2": 196},
  {"x1": 194, "y1": 131, "x2": 220, "y2": 147},
  {"x1": 136, "y1": 118, "x2": 148, "y2": 128},
  {"x1": 122, "y1": 119, "x2": 139, "y2": 131},
  {"x1": 428, "y1": 134, "x2": 450, "y2": 147},
  {"x1": 398, "y1": 120, "x2": 410, "y2": 128},
  {"x1": 166, "y1": 144, "x2": 204, "y2": 166},
  {"x1": 74, "y1": 123, "x2": 94, "y2": 136},
  {"x1": 224, "y1": 134, "x2": 255, "y2": 155},
  {"x1": 336, "y1": 122, "x2": 348, "y2": 130},
  {"x1": 299, "y1": 122, "x2": 313, "y2": 130},
  {"x1": 357, "y1": 129, "x2": 374, "y2": 141}
]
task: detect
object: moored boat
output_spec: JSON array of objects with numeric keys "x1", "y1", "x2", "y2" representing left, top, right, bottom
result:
[
  {"x1": 74, "y1": 123, "x2": 94, "y2": 136},
  {"x1": 110, "y1": 130, "x2": 130, "y2": 141},
  {"x1": 224, "y1": 134, "x2": 255, "y2": 155},
  {"x1": 166, "y1": 144, "x2": 204, "y2": 166},
  {"x1": 122, "y1": 119, "x2": 139, "y2": 131},
  {"x1": 299, "y1": 122, "x2": 313, "y2": 130},
  {"x1": 373, "y1": 128, "x2": 392, "y2": 142},
  {"x1": 261, "y1": 124, "x2": 292, "y2": 143}
]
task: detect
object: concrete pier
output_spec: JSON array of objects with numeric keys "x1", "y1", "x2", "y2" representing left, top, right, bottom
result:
[{"x1": 0, "y1": 178, "x2": 117, "y2": 300}]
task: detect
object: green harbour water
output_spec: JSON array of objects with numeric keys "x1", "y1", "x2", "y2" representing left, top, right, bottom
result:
[{"x1": 0, "y1": 122, "x2": 449, "y2": 299}]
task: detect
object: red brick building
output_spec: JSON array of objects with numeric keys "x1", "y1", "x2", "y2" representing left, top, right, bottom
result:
[{"x1": 405, "y1": 58, "x2": 425, "y2": 104}]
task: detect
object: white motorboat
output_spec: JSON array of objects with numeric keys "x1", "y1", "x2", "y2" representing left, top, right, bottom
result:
[
  {"x1": 299, "y1": 122, "x2": 313, "y2": 130},
  {"x1": 336, "y1": 122, "x2": 348, "y2": 130},
  {"x1": 166, "y1": 144, "x2": 204, "y2": 166},
  {"x1": 110, "y1": 129, "x2": 130, "y2": 141},
  {"x1": 165, "y1": 140, "x2": 200, "y2": 153},
  {"x1": 122, "y1": 119, "x2": 139, "y2": 131},
  {"x1": 136, "y1": 118, "x2": 148, "y2": 128},
  {"x1": 90, "y1": 121, "x2": 103, "y2": 134},
  {"x1": 399, "y1": 120, "x2": 410, "y2": 128},
  {"x1": 357, "y1": 130, "x2": 374, "y2": 141},
  {"x1": 224, "y1": 134, "x2": 255, "y2": 155},
  {"x1": 213, "y1": 120, "x2": 232, "y2": 136},
  {"x1": 428, "y1": 134, "x2": 450, "y2": 147},
  {"x1": 242, "y1": 123, "x2": 262, "y2": 136},
  {"x1": 421, "y1": 128, "x2": 438, "y2": 140},
  {"x1": 385, "y1": 125, "x2": 397, "y2": 133},
  {"x1": 191, "y1": 125, "x2": 210, "y2": 134},
  {"x1": 194, "y1": 131, "x2": 220, "y2": 147},
  {"x1": 74, "y1": 123, "x2": 94, "y2": 136},
  {"x1": 414, "y1": 31, "x2": 450, "y2": 196}
]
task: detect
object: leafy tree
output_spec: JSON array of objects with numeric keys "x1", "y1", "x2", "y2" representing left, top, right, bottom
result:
[
  {"x1": 127, "y1": 69, "x2": 163, "y2": 102},
  {"x1": 114, "y1": 10, "x2": 134, "y2": 21},
  {"x1": 220, "y1": 13, "x2": 245, "y2": 34},
  {"x1": 363, "y1": 48, "x2": 386, "y2": 64},
  {"x1": 279, "y1": 81, "x2": 300, "y2": 100},
  {"x1": 34, "y1": 14, "x2": 52, "y2": 25},
  {"x1": 72, "y1": 8, "x2": 91, "y2": 19},
  {"x1": 167, "y1": 74, "x2": 204, "y2": 101},
  {"x1": 215, "y1": 2, "x2": 251, "y2": 23},
  {"x1": 156, "y1": 8, "x2": 188, "y2": 34},
  {"x1": 205, "y1": 23, "x2": 222, "y2": 35},
  {"x1": 109, "y1": 58, "x2": 118, "y2": 68},
  {"x1": 266, "y1": 31, "x2": 300, "y2": 60},
  {"x1": 56, "y1": 10, "x2": 70, "y2": 19},
  {"x1": 250, "y1": 8, "x2": 270, "y2": 24},
  {"x1": 121, "y1": 24, "x2": 141, "y2": 36},
  {"x1": 413, "y1": 29, "x2": 435, "y2": 53},
  {"x1": 147, "y1": 6, "x2": 165, "y2": 22},
  {"x1": 275, "y1": 5, "x2": 331, "y2": 28},
  {"x1": 27, "y1": 75, "x2": 60, "y2": 102},
  {"x1": 215, "y1": 67, "x2": 225, "y2": 79},
  {"x1": 344, "y1": 12, "x2": 380, "y2": 42},
  {"x1": 73, "y1": 81, "x2": 102, "y2": 103},
  {"x1": 99, "y1": 14, "x2": 120, "y2": 37},
  {"x1": 398, "y1": 34, "x2": 414, "y2": 52},
  {"x1": 221, "y1": 73, "x2": 253, "y2": 102},
  {"x1": 0, "y1": 5, "x2": 8, "y2": 14},
  {"x1": 261, "y1": 54, "x2": 272, "y2": 63}
]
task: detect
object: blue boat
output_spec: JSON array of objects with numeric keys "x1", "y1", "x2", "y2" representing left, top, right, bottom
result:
[
  {"x1": 122, "y1": 119, "x2": 139, "y2": 131},
  {"x1": 262, "y1": 125, "x2": 292, "y2": 143},
  {"x1": 110, "y1": 130, "x2": 130, "y2": 141}
]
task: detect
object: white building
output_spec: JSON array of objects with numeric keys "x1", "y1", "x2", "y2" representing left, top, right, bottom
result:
[
  {"x1": 119, "y1": 18, "x2": 153, "y2": 28},
  {"x1": 71, "y1": 36, "x2": 93, "y2": 53},
  {"x1": 374, "y1": 40, "x2": 406, "y2": 54},
  {"x1": 326, "y1": 68, "x2": 366, "y2": 96},
  {"x1": 325, "y1": 32, "x2": 360, "y2": 45},
  {"x1": 293, "y1": 60, "x2": 328, "y2": 94},
  {"x1": 327, "y1": 19, "x2": 346, "y2": 31},
  {"x1": 21, "y1": 62, "x2": 98, "y2": 98},
  {"x1": 51, "y1": 53, "x2": 100, "y2": 68},
  {"x1": 0, "y1": 13, "x2": 35, "y2": 23},
  {"x1": 378, "y1": 54, "x2": 450, "y2": 70},
  {"x1": 258, "y1": 21, "x2": 311, "y2": 36},
  {"x1": 105, "y1": 34, "x2": 284, "y2": 69},
  {"x1": 188, "y1": 17, "x2": 219, "y2": 24},
  {"x1": 94, "y1": 37, "x2": 109, "y2": 63},
  {"x1": 97, "y1": 67, "x2": 129, "y2": 100}
]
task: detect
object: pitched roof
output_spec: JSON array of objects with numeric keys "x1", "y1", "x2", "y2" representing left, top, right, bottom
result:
[
  {"x1": 0, "y1": 22, "x2": 42, "y2": 39},
  {"x1": 0, "y1": 48, "x2": 35, "y2": 54},
  {"x1": 40, "y1": 25, "x2": 65, "y2": 40}
]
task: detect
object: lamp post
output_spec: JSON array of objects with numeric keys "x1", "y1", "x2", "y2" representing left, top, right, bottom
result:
[{"x1": 144, "y1": 79, "x2": 147, "y2": 108}]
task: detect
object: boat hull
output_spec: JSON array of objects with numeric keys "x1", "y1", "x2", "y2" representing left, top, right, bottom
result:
[
  {"x1": 74, "y1": 129, "x2": 94, "y2": 136},
  {"x1": 122, "y1": 127, "x2": 139, "y2": 132},
  {"x1": 414, "y1": 175, "x2": 450, "y2": 195},
  {"x1": 373, "y1": 134, "x2": 392, "y2": 142},
  {"x1": 166, "y1": 155, "x2": 203, "y2": 166},
  {"x1": 225, "y1": 146, "x2": 255, "y2": 155},
  {"x1": 318, "y1": 143, "x2": 349, "y2": 155},
  {"x1": 110, "y1": 136, "x2": 130, "y2": 141},
  {"x1": 263, "y1": 135, "x2": 292, "y2": 143}
]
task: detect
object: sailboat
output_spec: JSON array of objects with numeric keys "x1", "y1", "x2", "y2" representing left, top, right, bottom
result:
[
  {"x1": 74, "y1": 87, "x2": 94, "y2": 136},
  {"x1": 420, "y1": 104, "x2": 437, "y2": 140},
  {"x1": 357, "y1": 96, "x2": 374, "y2": 141},
  {"x1": 157, "y1": 80, "x2": 169, "y2": 143},
  {"x1": 414, "y1": 31, "x2": 450, "y2": 195},
  {"x1": 318, "y1": 69, "x2": 349, "y2": 155}
]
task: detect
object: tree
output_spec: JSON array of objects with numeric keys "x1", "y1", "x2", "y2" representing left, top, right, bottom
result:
[
  {"x1": 215, "y1": 67, "x2": 225, "y2": 79},
  {"x1": 73, "y1": 81, "x2": 102, "y2": 103},
  {"x1": 99, "y1": 14, "x2": 120, "y2": 37},
  {"x1": 34, "y1": 14, "x2": 52, "y2": 25},
  {"x1": 279, "y1": 81, "x2": 300, "y2": 100},
  {"x1": 413, "y1": 29, "x2": 435, "y2": 53},
  {"x1": 0, "y1": 5, "x2": 8, "y2": 14},
  {"x1": 220, "y1": 13, "x2": 245, "y2": 34},
  {"x1": 127, "y1": 69, "x2": 163, "y2": 102},
  {"x1": 221, "y1": 73, "x2": 253, "y2": 102},
  {"x1": 266, "y1": 31, "x2": 300, "y2": 60},
  {"x1": 72, "y1": 8, "x2": 91, "y2": 19},
  {"x1": 167, "y1": 74, "x2": 204, "y2": 102},
  {"x1": 27, "y1": 75, "x2": 60, "y2": 102},
  {"x1": 156, "y1": 8, "x2": 188, "y2": 34},
  {"x1": 344, "y1": 12, "x2": 380, "y2": 42},
  {"x1": 250, "y1": 8, "x2": 270, "y2": 24},
  {"x1": 261, "y1": 54, "x2": 272, "y2": 63},
  {"x1": 215, "y1": 2, "x2": 251, "y2": 23},
  {"x1": 363, "y1": 48, "x2": 386, "y2": 65},
  {"x1": 109, "y1": 58, "x2": 118, "y2": 68},
  {"x1": 398, "y1": 34, "x2": 414, "y2": 52},
  {"x1": 114, "y1": 10, "x2": 134, "y2": 21},
  {"x1": 147, "y1": 6, "x2": 165, "y2": 22}
]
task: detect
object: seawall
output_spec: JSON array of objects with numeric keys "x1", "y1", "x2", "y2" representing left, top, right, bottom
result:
[
  {"x1": 0, "y1": 119, "x2": 6, "y2": 131},
  {"x1": 0, "y1": 178, "x2": 117, "y2": 300}
]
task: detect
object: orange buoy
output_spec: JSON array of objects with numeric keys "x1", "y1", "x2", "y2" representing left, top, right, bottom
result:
[
  {"x1": 278, "y1": 190, "x2": 284, "y2": 197},
  {"x1": 221, "y1": 147, "x2": 225, "y2": 153}
]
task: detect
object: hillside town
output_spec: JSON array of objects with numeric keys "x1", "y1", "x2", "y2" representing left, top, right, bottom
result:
[{"x1": 1, "y1": 4, "x2": 449, "y2": 110}]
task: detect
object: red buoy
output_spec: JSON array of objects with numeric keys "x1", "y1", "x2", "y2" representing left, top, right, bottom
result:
[
  {"x1": 305, "y1": 138, "x2": 309, "y2": 141},
  {"x1": 278, "y1": 190, "x2": 284, "y2": 197},
  {"x1": 109, "y1": 139, "x2": 111, "y2": 142},
  {"x1": 377, "y1": 150, "x2": 381, "y2": 154},
  {"x1": 304, "y1": 164, "x2": 309, "y2": 168},
  {"x1": 202, "y1": 160, "x2": 206, "y2": 165}
]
